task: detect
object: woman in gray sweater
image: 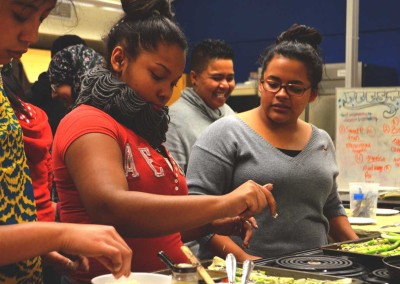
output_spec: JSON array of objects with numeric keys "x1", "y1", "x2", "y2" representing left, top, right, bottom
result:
[{"x1": 187, "y1": 24, "x2": 358, "y2": 261}]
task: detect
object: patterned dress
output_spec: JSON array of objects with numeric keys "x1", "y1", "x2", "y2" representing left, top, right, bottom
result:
[{"x1": 0, "y1": 74, "x2": 43, "y2": 283}]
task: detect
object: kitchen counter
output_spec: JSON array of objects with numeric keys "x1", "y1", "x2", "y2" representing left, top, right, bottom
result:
[
  {"x1": 344, "y1": 208, "x2": 400, "y2": 238},
  {"x1": 340, "y1": 192, "x2": 400, "y2": 209}
]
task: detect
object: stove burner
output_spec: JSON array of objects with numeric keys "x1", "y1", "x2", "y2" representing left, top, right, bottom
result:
[
  {"x1": 362, "y1": 268, "x2": 390, "y2": 283},
  {"x1": 371, "y1": 268, "x2": 389, "y2": 280},
  {"x1": 275, "y1": 255, "x2": 368, "y2": 278},
  {"x1": 276, "y1": 255, "x2": 353, "y2": 271}
]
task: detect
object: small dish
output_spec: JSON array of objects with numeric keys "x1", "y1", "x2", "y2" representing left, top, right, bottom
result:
[
  {"x1": 379, "y1": 186, "x2": 400, "y2": 192},
  {"x1": 91, "y1": 273, "x2": 171, "y2": 284},
  {"x1": 376, "y1": 208, "x2": 400, "y2": 216},
  {"x1": 348, "y1": 217, "x2": 377, "y2": 225}
]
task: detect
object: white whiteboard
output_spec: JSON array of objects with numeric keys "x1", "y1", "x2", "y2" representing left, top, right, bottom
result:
[{"x1": 336, "y1": 87, "x2": 400, "y2": 190}]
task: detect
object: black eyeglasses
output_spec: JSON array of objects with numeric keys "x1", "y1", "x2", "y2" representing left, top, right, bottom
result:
[{"x1": 260, "y1": 79, "x2": 311, "y2": 97}]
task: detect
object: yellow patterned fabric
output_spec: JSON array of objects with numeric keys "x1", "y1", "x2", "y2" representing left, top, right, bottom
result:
[{"x1": 0, "y1": 80, "x2": 43, "y2": 283}]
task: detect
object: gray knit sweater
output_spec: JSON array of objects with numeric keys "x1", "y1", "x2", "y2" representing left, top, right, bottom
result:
[
  {"x1": 165, "y1": 88, "x2": 235, "y2": 172},
  {"x1": 187, "y1": 115, "x2": 347, "y2": 258}
]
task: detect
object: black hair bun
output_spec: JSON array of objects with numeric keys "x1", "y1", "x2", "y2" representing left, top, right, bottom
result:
[
  {"x1": 276, "y1": 23, "x2": 322, "y2": 50},
  {"x1": 121, "y1": 0, "x2": 174, "y2": 20}
]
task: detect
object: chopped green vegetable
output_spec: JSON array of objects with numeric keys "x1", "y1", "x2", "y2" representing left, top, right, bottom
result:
[
  {"x1": 337, "y1": 237, "x2": 400, "y2": 256},
  {"x1": 381, "y1": 232, "x2": 400, "y2": 242},
  {"x1": 207, "y1": 256, "x2": 353, "y2": 283}
]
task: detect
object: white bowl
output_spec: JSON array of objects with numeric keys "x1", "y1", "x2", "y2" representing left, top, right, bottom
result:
[{"x1": 91, "y1": 272, "x2": 171, "y2": 284}]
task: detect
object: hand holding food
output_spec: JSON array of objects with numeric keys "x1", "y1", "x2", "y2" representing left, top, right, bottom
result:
[
  {"x1": 226, "y1": 181, "x2": 276, "y2": 219},
  {"x1": 59, "y1": 223, "x2": 132, "y2": 278}
]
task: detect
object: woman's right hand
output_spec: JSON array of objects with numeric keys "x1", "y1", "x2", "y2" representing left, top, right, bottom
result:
[
  {"x1": 226, "y1": 181, "x2": 276, "y2": 220},
  {"x1": 59, "y1": 223, "x2": 132, "y2": 279}
]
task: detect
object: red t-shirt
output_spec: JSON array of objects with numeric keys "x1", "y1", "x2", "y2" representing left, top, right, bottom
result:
[
  {"x1": 17, "y1": 102, "x2": 55, "y2": 222},
  {"x1": 53, "y1": 105, "x2": 188, "y2": 282}
]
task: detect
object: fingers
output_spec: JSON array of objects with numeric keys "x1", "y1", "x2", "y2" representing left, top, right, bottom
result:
[
  {"x1": 261, "y1": 184, "x2": 277, "y2": 218},
  {"x1": 107, "y1": 228, "x2": 132, "y2": 278},
  {"x1": 79, "y1": 256, "x2": 90, "y2": 272},
  {"x1": 263, "y1": 183, "x2": 273, "y2": 191},
  {"x1": 94, "y1": 231, "x2": 132, "y2": 278},
  {"x1": 63, "y1": 255, "x2": 89, "y2": 273},
  {"x1": 62, "y1": 224, "x2": 132, "y2": 278},
  {"x1": 241, "y1": 220, "x2": 253, "y2": 249},
  {"x1": 237, "y1": 181, "x2": 277, "y2": 220},
  {"x1": 246, "y1": 217, "x2": 258, "y2": 229},
  {"x1": 41, "y1": 251, "x2": 83, "y2": 274}
]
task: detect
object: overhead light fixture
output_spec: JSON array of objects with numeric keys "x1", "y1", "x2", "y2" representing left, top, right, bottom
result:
[
  {"x1": 73, "y1": 0, "x2": 122, "y2": 10},
  {"x1": 75, "y1": 2, "x2": 95, "y2": 8}
]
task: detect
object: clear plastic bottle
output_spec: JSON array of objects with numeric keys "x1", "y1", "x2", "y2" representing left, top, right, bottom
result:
[{"x1": 171, "y1": 263, "x2": 198, "y2": 284}]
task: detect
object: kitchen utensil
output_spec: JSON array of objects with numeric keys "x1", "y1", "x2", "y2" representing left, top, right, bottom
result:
[
  {"x1": 240, "y1": 260, "x2": 254, "y2": 284},
  {"x1": 382, "y1": 255, "x2": 400, "y2": 281},
  {"x1": 380, "y1": 223, "x2": 400, "y2": 229},
  {"x1": 157, "y1": 251, "x2": 175, "y2": 270},
  {"x1": 198, "y1": 270, "x2": 228, "y2": 284},
  {"x1": 180, "y1": 245, "x2": 215, "y2": 284},
  {"x1": 225, "y1": 253, "x2": 236, "y2": 284}
]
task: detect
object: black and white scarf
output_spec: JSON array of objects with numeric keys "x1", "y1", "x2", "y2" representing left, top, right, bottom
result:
[{"x1": 75, "y1": 66, "x2": 169, "y2": 148}]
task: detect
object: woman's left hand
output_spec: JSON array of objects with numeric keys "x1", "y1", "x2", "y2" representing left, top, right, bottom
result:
[
  {"x1": 211, "y1": 216, "x2": 257, "y2": 248},
  {"x1": 41, "y1": 251, "x2": 89, "y2": 274}
]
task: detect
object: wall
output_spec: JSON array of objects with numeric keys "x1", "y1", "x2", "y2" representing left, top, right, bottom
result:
[
  {"x1": 173, "y1": 0, "x2": 400, "y2": 83},
  {"x1": 20, "y1": 49, "x2": 51, "y2": 84}
]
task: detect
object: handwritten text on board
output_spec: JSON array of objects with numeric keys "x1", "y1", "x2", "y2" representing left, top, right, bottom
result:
[{"x1": 336, "y1": 87, "x2": 400, "y2": 189}]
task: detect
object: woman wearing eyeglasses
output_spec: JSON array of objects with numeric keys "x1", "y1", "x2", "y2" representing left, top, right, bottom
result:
[{"x1": 187, "y1": 24, "x2": 358, "y2": 261}]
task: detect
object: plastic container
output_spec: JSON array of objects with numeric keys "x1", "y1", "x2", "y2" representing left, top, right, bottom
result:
[{"x1": 349, "y1": 182, "x2": 379, "y2": 218}]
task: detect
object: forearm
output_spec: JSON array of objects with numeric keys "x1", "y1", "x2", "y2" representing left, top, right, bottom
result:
[
  {"x1": 66, "y1": 134, "x2": 273, "y2": 238},
  {"x1": 95, "y1": 192, "x2": 233, "y2": 237},
  {"x1": 0, "y1": 222, "x2": 63, "y2": 265},
  {"x1": 68, "y1": 134, "x2": 236, "y2": 237},
  {"x1": 329, "y1": 215, "x2": 359, "y2": 242},
  {"x1": 205, "y1": 235, "x2": 260, "y2": 262},
  {"x1": 180, "y1": 224, "x2": 213, "y2": 243}
]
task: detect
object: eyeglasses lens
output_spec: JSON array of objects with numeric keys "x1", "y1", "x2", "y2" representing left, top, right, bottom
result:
[{"x1": 262, "y1": 80, "x2": 308, "y2": 96}]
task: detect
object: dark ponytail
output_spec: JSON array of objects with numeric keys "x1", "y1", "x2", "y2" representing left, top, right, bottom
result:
[
  {"x1": 121, "y1": 0, "x2": 174, "y2": 20},
  {"x1": 105, "y1": 0, "x2": 187, "y2": 69},
  {"x1": 259, "y1": 24, "x2": 324, "y2": 90},
  {"x1": 1, "y1": 69, "x2": 30, "y2": 118}
]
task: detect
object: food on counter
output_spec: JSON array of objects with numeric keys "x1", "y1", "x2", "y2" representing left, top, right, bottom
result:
[
  {"x1": 207, "y1": 256, "x2": 352, "y2": 284},
  {"x1": 381, "y1": 232, "x2": 400, "y2": 241},
  {"x1": 339, "y1": 234, "x2": 400, "y2": 256}
]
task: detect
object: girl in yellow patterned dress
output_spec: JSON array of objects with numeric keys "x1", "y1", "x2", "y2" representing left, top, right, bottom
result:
[
  {"x1": 0, "y1": 0, "x2": 57, "y2": 282},
  {"x1": 0, "y1": 1, "x2": 131, "y2": 283}
]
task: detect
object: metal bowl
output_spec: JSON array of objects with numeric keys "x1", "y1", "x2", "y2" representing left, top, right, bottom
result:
[{"x1": 382, "y1": 255, "x2": 400, "y2": 282}]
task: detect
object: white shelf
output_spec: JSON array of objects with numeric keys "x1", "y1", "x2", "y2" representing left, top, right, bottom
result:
[{"x1": 231, "y1": 87, "x2": 258, "y2": 96}]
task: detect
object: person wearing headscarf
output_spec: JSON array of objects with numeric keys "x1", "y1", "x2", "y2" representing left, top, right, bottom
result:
[
  {"x1": 27, "y1": 34, "x2": 88, "y2": 135},
  {"x1": 48, "y1": 44, "x2": 104, "y2": 107}
]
